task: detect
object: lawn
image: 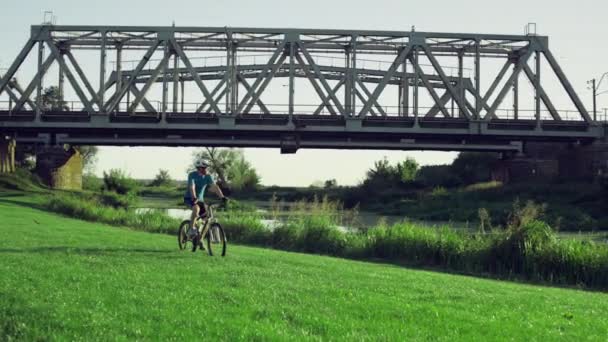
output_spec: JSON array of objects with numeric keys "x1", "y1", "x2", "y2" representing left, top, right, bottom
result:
[{"x1": 1, "y1": 195, "x2": 607, "y2": 340}]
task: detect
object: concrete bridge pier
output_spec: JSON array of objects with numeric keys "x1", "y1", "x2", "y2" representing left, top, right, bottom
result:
[
  {"x1": 35, "y1": 147, "x2": 83, "y2": 190},
  {"x1": 0, "y1": 136, "x2": 16, "y2": 174},
  {"x1": 493, "y1": 141, "x2": 608, "y2": 183}
]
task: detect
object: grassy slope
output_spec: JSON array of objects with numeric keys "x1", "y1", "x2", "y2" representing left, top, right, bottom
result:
[{"x1": 1, "y1": 195, "x2": 607, "y2": 340}]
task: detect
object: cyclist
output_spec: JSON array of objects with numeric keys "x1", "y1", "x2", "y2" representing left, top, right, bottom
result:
[{"x1": 184, "y1": 159, "x2": 227, "y2": 239}]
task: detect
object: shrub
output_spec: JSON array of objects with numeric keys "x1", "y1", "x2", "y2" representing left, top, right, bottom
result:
[
  {"x1": 102, "y1": 169, "x2": 138, "y2": 195},
  {"x1": 149, "y1": 169, "x2": 173, "y2": 187}
]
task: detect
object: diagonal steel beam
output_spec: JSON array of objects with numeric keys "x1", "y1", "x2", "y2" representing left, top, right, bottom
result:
[
  {"x1": 105, "y1": 41, "x2": 160, "y2": 113},
  {"x1": 542, "y1": 50, "x2": 592, "y2": 122},
  {"x1": 44, "y1": 39, "x2": 96, "y2": 114},
  {"x1": 12, "y1": 53, "x2": 55, "y2": 111},
  {"x1": 0, "y1": 39, "x2": 35, "y2": 97},
  {"x1": 478, "y1": 59, "x2": 511, "y2": 116},
  {"x1": 128, "y1": 50, "x2": 169, "y2": 113},
  {"x1": 65, "y1": 50, "x2": 103, "y2": 110},
  {"x1": 297, "y1": 41, "x2": 346, "y2": 115},
  {"x1": 410, "y1": 56, "x2": 450, "y2": 118},
  {"x1": 522, "y1": 64, "x2": 562, "y2": 121},
  {"x1": 356, "y1": 78, "x2": 387, "y2": 116},
  {"x1": 243, "y1": 54, "x2": 286, "y2": 114},
  {"x1": 8, "y1": 79, "x2": 36, "y2": 110},
  {"x1": 171, "y1": 39, "x2": 222, "y2": 115},
  {"x1": 484, "y1": 50, "x2": 533, "y2": 121},
  {"x1": 129, "y1": 84, "x2": 157, "y2": 113},
  {"x1": 196, "y1": 78, "x2": 226, "y2": 113},
  {"x1": 236, "y1": 40, "x2": 286, "y2": 114},
  {"x1": 238, "y1": 74, "x2": 271, "y2": 115},
  {"x1": 294, "y1": 53, "x2": 337, "y2": 115},
  {"x1": 420, "y1": 44, "x2": 470, "y2": 119},
  {"x1": 358, "y1": 45, "x2": 412, "y2": 118},
  {"x1": 314, "y1": 78, "x2": 345, "y2": 115},
  {"x1": 425, "y1": 91, "x2": 451, "y2": 117},
  {"x1": 354, "y1": 88, "x2": 377, "y2": 116}
]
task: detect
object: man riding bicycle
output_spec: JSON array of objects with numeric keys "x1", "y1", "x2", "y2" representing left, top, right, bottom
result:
[{"x1": 184, "y1": 159, "x2": 227, "y2": 239}]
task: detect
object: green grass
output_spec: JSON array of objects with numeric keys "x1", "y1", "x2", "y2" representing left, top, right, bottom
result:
[{"x1": 1, "y1": 196, "x2": 608, "y2": 340}]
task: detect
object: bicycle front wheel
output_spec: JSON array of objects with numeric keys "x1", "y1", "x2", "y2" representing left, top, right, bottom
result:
[
  {"x1": 178, "y1": 220, "x2": 191, "y2": 250},
  {"x1": 205, "y1": 223, "x2": 226, "y2": 257}
]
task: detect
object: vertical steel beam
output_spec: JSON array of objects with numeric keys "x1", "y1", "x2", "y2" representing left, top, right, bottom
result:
[
  {"x1": 535, "y1": 50, "x2": 541, "y2": 126},
  {"x1": 172, "y1": 54, "x2": 179, "y2": 113},
  {"x1": 58, "y1": 55, "x2": 65, "y2": 100},
  {"x1": 345, "y1": 47, "x2": 352, "y2": 116},
  {"x1": 413, "y1": 47, "x2": 419, "y2": 121},
  {"x1": 180, "y1": 77, "x2": 185, "y2": 113},
  {"x1": 115, "y1": 45, "x2": 122, "y2": 112},
  {"x1": 351, "y1": 36, "x2": 357, "y2": 116},
  {"x1": 161, "y1": 42, "x2": 170, "y2": 115},
  {"x1": 402, "y1": 58, "x2": 408, "y2": 117},
  {"x1": 458, "y1": 51, "x2": 464, "y2": 118},
  {"x1": 289, "y1": 41, "x2": 295, "y2": 118},
  {"x1": 99, "y1": 31, "x2": 107, "y2": 111},
  {"x1": 513, "y1": 71, "x2": 519, "y2": 120},
  {"x1": 36, "y1": 41, "x2": 44, "y2": 115},
  {"x1": 475, "y1": 39, "x2": 481, "y2": 119}
]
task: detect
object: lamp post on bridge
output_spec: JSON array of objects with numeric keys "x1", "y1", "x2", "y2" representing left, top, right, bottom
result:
[{"x1": 588, "y1": 72, "x2": 608, "y2": 121}]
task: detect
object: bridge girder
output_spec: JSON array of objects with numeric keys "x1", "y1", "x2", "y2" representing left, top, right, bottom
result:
[{"x1": 0, "y1": 25, "x2": 601, "y2": 152}]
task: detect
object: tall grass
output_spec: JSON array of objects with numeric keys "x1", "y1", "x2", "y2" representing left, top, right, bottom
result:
[
  {"x1": 41, "y1": 192, "x2": 608, "y2": 290},
  {"x1": 43, "y1": 193, "x2": 179, "y2": 234}
]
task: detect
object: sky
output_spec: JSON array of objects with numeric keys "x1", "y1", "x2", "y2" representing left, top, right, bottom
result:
[{"x1": 1, "y1": 0, "x2": 607, "y2": 186}]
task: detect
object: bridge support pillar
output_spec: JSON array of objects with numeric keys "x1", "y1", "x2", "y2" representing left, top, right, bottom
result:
[
  {"x1": 492, "y1": 141, "x2": 608, "y2": 183},
  {"x1": 35, "y1": 147, "x2": 83, "y2": 190},
  {"x1": 0, "y1": 136, "x2": 17, "y2": 174}
]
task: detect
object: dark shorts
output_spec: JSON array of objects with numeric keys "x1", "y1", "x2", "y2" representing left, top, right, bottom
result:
[{"x1": 184, "y1": 197, "x2": 207, "y2": 216}]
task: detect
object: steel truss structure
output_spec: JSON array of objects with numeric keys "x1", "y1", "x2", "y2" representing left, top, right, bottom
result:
[{"x1": 0, "y1": 25, "x2": 603, "y2": 152}]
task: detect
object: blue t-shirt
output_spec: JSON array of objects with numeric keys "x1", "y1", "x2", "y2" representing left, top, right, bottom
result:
[{"x1": 184, "y1": 171, "x2": 214, "y2": 200}]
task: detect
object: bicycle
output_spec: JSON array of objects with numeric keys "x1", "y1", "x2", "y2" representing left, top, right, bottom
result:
[{"x1": 177, "y1": 202, "x2": 227, "y2": 256}]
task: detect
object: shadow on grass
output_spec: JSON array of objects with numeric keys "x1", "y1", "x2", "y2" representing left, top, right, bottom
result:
[{"x1": 0, "y1": 246, "x2": 188, "y2": 257}]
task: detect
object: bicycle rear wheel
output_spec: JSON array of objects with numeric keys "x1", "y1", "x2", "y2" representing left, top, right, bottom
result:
[
  {"x1": 205, "y1": 223, "x2": 226, "y2": 257},
  {"x1": 178, "y1": 220, "x2": 191, "y2": 250}
]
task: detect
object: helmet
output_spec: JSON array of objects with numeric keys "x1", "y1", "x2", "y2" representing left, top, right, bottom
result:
[{"x1": 194, "y1": 159, "x2": 209, "y2": 168}]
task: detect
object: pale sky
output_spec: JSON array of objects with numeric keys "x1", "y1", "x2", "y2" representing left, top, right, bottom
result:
[{"x1": 1, "y1": 1, "x2": 607, "y2": 186}]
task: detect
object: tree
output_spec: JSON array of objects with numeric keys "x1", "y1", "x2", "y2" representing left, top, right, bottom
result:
[
  {"x1": 451, "y1": 152, "x2": 500, "y2": 185},
  {"x1": 39, "y1": 86, "x2": 69, "y2": 111},
  {"x1": 324, "y1": 179, "x2": 338, "y2": 189},
  {"x1": 73, "y1": 146, "x2": 99, "y2": 172},
  {"x1": 191, "y1": 148, "x2": 260, "y2": 191},
  {"x1": 396, "y1": 157, "x2": 419, "y2": 183},
  {"x1": 150, "y1": 169, "x2": 173, "y2": 187}
]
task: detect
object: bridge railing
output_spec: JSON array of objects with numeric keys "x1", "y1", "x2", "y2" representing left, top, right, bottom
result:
[{"x1": 1, "y1": 99, "x2": 601, "y2": 122}]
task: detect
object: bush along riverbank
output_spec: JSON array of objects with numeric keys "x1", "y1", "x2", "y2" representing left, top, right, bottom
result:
[{"x1": 42, "y1": 193, "x2": 608, "y2": 290}]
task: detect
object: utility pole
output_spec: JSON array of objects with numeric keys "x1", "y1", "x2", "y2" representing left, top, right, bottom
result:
[
  {"x1": 589, "y1": 72, "x2": 608, "y2": 122},
  {"x1": 592, "y1": 78, "x2": 597, "y2": 122}
]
